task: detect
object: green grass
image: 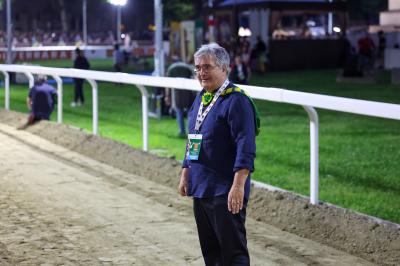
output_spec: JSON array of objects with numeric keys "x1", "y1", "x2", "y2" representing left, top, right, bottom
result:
[
  {"x1": 24, "y1": 58, "x2": 153, "y2": 73},
  {"x1": 1, "y1": 59, "x2": 400, "y2": 223}
]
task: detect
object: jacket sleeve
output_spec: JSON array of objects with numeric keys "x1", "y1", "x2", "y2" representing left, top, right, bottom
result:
[
  {"x1": 227, "y1": 94, "x2": 256, "y2": 173},
  {"x1": 182, "y1": 142, "x2": 190, "y2": 168}
]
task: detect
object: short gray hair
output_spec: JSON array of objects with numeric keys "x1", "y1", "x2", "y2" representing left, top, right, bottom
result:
[
  {"x1": 194, "y1": 43, "x2": 230, "y2": 71},
  {"x1": 35, "y1": 74, "x2": 47, "y2": 85}
]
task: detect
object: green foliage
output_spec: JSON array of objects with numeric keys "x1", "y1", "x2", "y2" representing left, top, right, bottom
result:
[
  {"x1": 163, "y1": 0, "x2": 196, "y2": 23},
  {"x1": 347, "y1": 0, "x2": 388, "y2": 22}
]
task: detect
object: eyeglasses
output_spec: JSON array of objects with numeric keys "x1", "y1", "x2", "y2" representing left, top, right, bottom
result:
[{"x1": 194, "y1": 64, "x2": 218, "y2": 74}]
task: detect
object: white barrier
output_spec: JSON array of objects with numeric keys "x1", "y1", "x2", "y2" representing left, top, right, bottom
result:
[
  {"x1": 0, "y1": 46, "x2": 114, "y2": 61},
  {"x1": 1, "y1": 64, "x2": 400, "y2": 205},
  {"x1": 0, "y1": 45, "x2": 112, "y2": 51},
  {"x1": 0, "y1": 45, "x2": 155, "y2": 61}
]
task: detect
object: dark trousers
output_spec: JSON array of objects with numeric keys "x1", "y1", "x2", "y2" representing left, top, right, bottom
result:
[
  {"x1": 175, "y1": 107, "x2": 186, "y2": 135},
  {"x1": 193, "y1": 195, "x2": 249, "y2": 266},
  {"x1": 74, "y1": 78, "x2": 85, "y2": 103},
  {"x1": 114, "y1": 63, "x2": 122, "y2": 72}
]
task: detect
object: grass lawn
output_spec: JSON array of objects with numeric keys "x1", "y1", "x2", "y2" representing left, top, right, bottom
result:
[
  {"x1": 1, "y1": 59, "x2": 399, "y2": 223},
  {"x1": 24, "y1": 58, "x2": 153, "y2": 74}
]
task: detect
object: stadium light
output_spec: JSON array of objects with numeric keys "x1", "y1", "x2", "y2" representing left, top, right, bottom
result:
[
  {"x1": 83, "y1": 0, "x2": 87, "y2": 44},
  {"x1": 108, "y1": 0, "x2": 128, "y2": 42},
  {"x1": 154, "y1": 0, "x2": 164, "y2": 77},
  {"x1": 6, "y1": 0, "x2": 12, "y2": 64},
  {"x1": 109, "y1": 0, "x2": 127, "y2": 6}
]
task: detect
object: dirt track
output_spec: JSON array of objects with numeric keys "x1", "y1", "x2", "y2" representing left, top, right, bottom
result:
[{"x1": 0, "y1": 120, "x2": 375, "y2": 265}]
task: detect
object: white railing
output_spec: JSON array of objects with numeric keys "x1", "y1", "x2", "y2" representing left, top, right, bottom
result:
[
  {"x1": 0, "y1": 45, "x2": 113, "y2": 52},
  {"x1": 1, "y1": 64, "x2": 400, "y2": 205},
  {"x1": 0, "y1": 45, "x2": 114, "y2": 61},
  {"x1": 0, "y1": 45, "x2": 155, "y2": 61}
]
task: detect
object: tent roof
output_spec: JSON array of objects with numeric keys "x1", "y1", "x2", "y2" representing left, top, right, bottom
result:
[
  {"x1": 218, "y1": 0, "x2": 347, "y2": 11},
  {"x1": 220, "y1": 0, "x2": 327, "y2": 6}
]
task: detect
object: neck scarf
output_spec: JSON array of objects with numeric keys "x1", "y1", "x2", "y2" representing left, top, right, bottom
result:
[{"x1": 201, "y1": 91, "x2": 215, "y2": 106}]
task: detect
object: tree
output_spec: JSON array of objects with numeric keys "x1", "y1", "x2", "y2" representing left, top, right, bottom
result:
[
  {"x1": 57, "y1": 0, "x2": 69, "y2": 32},
  {"x1": 163, "y1": 0, "x2": 201, "y2": 23},
  {"x1": 347, "y1": 0, "x2": 388, "y2": 24}
]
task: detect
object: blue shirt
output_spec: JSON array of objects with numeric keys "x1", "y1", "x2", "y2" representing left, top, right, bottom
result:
[
  {"x1": 28, "y1": 83, "x2": 57, "y2": 120},
  {"x1": 183, "y1": 83, "x2": 256, "y2": 199}
]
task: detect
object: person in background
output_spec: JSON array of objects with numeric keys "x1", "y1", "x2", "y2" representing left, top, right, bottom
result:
[
  {"x1": 179, "y1": 43, "x2": 258, "y2": 266},
  {"x1": 165, "y1": 56, "x2": 196, "y2": 138},
  {"x1": 113, "y1": 43, "x2": 124, "y2": 72},
  {"x1": 255, "y1": 36, "x2": 267, "y2": 73},
  {"x1": 300, "y1": 25, "x2": 312, "y2": 39},
  {"x1": 230, "y1": 54, "x2": 251, "y2": 85},
  {"x1": 71, "y1": 48, "x2": 90, "y2": 107},
  {"x1": 357, "y1": 32, "x2": 375, "y2": 75},
  {"x1": 19, "y1": 75, "x2": 57, "y2": 129},
  {"x1": 123, "y1": 33, "x2": 132, "y2": 65},
  {"x1": 377, "y1": 30, "x2": 386, "y2": 69},
  {"x1": 239, "y1": 37, "x2": 251, "y2": 65}
]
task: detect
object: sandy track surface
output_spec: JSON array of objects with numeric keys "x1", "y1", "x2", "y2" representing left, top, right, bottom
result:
[{"x1": 0, "y1": 123, "x2": 373, "y2": 265}]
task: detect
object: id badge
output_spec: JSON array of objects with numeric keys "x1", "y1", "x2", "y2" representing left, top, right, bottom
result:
[{"x1": 188, "y1": 134, "x2": 203, "y2": 160}]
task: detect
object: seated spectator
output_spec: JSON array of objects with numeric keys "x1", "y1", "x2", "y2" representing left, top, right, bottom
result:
[
  {"x1": 254, "y1": 36, "x2": 268, "y2": 73},
  {"x1": 240, "y1": 37, "x2": 251, "y2": 64},
  {"x1": 230, "y1": 55, "x2": 251, "y2": 85},
  {"x1": 57, "y1": 37, "x2": 66, "y2": 46},
  {"x1": 19, "y1": 75, "x2": 57, "y2": 129}
]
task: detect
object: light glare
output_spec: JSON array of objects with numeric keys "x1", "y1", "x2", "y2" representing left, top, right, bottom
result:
[
  {"x1": 108, "y1": 0, "x2": 127, "y2": 6},
  {"x1": 238, "y1": 27, "x2": 252, "y2": 37},
  {"x1": 333, "y1": 26, "x2": 341, "y2": 33}
]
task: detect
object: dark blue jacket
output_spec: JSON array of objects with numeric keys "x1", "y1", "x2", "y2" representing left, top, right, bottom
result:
[
  {"x1": 29, "y1": 83, "x2": 57, "y2": 120},
  {"x1": 183, "y1": 83, "x2": 256, "y2": 199}
]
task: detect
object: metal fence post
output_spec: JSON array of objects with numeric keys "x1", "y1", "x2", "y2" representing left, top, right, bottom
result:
[
  {"x1": 1, "y1": 71, "x2": 10, "y2": 110},
  {"x1": 137, "y1": 84, "x2": 149, "y2": 152},
  {"x1": 87, "y1": 79, "x2": 98, "y2": 135},
  {"x1": 303, "y1": 105, "x2": 319, "y2": 205},
  {"x1": 51, "y1": 75, "x2": 63, "y2": 123},
  {"x1": 24, "y1": 72, "x2": 34, "y2": 89}
]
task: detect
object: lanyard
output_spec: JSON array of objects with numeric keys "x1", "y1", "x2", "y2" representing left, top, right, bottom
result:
[{"x1": 195, "y1": 79, "x2": 229, "y2": 132}]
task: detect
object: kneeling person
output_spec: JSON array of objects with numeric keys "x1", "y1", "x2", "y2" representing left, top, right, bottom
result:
[{"x1": 20, "y1": 75, "x2": 57, "y2": 129}]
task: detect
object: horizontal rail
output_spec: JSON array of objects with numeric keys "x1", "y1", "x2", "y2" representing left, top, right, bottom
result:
[
  {"x1": 0, "y1": 45, "x2": 113, "y2": 52},
  {"x1": 0, "y1": 64, "x2": 150, "y2": 151},
  {"x1": 0, "y1": 64, "x2": 399, "y2": 121}
]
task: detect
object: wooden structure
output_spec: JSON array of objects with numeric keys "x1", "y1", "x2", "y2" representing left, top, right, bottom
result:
[{"x1": 215, "y1": 0, "x2": 348, "y2": 70}]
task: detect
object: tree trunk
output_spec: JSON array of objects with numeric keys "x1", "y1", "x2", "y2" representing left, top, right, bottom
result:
[{"x1": 57, "y1": 0, "x2": 68, "y2": 32}]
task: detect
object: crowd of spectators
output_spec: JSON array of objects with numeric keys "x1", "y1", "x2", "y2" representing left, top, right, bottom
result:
[
  {"x1": 0, "y1": 29, "x2": 154, "y2": 47},
  {"x1": 0, "y1": 30, "x2": 114, "y2": 47}
]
